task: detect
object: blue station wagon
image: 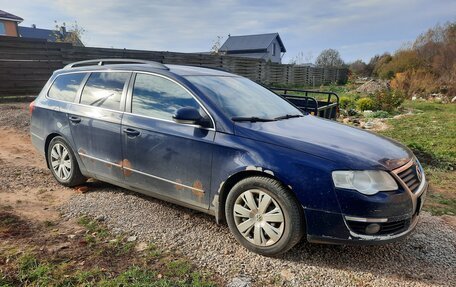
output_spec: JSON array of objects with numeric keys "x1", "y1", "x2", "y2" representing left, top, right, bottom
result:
[{"x1": 30, "y1": 59, "x2": 428, "y2": 256}]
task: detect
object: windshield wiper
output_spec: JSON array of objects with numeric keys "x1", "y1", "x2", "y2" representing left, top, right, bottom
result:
[
  {"x1": 231, "y1": 116, "x2": 275, "y2": 122},
  {"x1": 273, "y1": 114, "x2": 304, "y2": 120}
]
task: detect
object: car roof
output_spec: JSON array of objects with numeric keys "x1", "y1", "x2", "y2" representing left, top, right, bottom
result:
[{"x1": 55, "y1": 62, "x2": 236, "y2": 77}]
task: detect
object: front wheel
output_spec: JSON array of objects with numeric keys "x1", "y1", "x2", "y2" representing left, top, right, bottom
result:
[
  {"x1": 225, "y1": 176, "x2": 305, "y2": 256},
  {"x1": 47, "y1": 136, "x2": 86, "y2": 187}
]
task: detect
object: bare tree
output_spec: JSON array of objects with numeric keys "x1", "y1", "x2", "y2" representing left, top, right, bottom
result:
[
  {"x1": 315, "y1": 48, "x2": 344, "y2": 68},
  {"x1": 288, "y1": 51, "x2": 313, "y2": 65},
  {"x1": 210, "y1": 36, "x2": 224, "y2": 55},
  {"x1": 53, "y1": 20, "x2": 85, "y2": 46}
]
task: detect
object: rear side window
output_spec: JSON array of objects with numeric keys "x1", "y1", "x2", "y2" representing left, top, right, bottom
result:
[
  {"x1": 48, "y1": 73, "x2": 86, "y2": 102},
  {"x1": 80, "y1": 72, "x2": 130, "y2": 111},
  {"x1": 132, "y1": 73, "x2": 201, "y2": 120}
]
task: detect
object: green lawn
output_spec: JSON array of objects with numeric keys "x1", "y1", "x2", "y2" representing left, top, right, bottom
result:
[{"x1": 378, "y1": 101, "x2": 456, "y2": 215}]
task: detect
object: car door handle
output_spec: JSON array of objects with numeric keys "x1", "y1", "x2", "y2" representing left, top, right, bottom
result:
[
  {"x1": 123, "y1": 128, "x2": 141, "y2": 137},
  {"x1": 69, "y1": 116, "x2": 81, "y2": 124}
]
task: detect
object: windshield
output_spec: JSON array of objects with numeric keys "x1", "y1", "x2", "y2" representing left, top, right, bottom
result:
[{"x1": 185, "y1": 76, "x2": 302, "y2": 119}]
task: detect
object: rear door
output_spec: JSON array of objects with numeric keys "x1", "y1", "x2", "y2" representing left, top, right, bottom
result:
[
  {"x1": 68, "y1": 71, "x2": 131, "y2": 182},
  {"x1": 121, "y1": 72, "x2": 215, "y2": 209}
]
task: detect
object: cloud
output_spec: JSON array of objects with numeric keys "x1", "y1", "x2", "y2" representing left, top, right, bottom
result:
[{"x1": 1, "y1": 0, "x2": 455, "y2": 62}]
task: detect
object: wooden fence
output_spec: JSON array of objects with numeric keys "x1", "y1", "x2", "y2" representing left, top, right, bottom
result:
[{"x1": 0, "y1": 37, "x2": 348, "y2": 101}]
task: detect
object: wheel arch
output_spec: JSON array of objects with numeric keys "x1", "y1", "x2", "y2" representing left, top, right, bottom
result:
[
  {"x1": 44, "y1": 133, "x2": 85, "y2": 173},
  {"x1": 214, "y1": 169, "x2": 302, "y2": 224}
]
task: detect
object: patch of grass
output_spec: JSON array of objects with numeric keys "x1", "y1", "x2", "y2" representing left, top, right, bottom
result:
[
  {"x1": 165, "y1": 259, "x2": 192, "y2": 277},
  {"x1": 377, "y1": 101, "x2": 455, "y2": 215},
  {"x1": 379, "y1": 101, "x2": 456, "y2": 170},
  {"x1": 0, "y1": 214, "x2": 220, "y2": 286},
  {"x1": 146, "y1": 243, "x2": 162, "y2": 259},
  {"x1": 78, "y1": 216, "x2": 109, "y2": 239},
  {"x1": 17, "y1": 253, "x2": 52, "y2": 286}
]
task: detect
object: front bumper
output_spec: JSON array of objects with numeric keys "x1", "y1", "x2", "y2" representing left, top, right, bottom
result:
[{"x1": 306, "y1": 175, "x2": 428, "y2": 245}]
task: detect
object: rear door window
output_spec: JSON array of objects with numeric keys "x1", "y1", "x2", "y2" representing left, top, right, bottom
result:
[
  {"x1": 48, "y1": 73, "x2": 86, "y2": 102},
  {"x1": 131, "y1": 73, "x2": 201, "y2": 120},
  {"x1": 80, "y1": 72, "x2": 130, "y2": 111}
]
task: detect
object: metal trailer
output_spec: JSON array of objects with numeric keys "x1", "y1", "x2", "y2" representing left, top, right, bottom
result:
[{"x1": 270, "y1": 88, "x2": 340, "y2": 120}]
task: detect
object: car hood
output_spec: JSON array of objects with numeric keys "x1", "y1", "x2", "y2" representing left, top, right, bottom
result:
[{"x1": 233, "y1": 115, "x2": 413, "y2": 171}]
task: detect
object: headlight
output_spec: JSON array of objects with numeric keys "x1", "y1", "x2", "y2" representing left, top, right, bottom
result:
[{"x1": 332, "y1": 170, "x2": 398, "y2": 195}]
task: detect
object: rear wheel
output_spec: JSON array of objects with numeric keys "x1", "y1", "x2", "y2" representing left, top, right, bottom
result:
[
  {"x1": 47, "y1": 136, "x2": 86, "y2": 187},
  {"x1": 225, "y1": 176, "x2": 305, "y2": 256}
]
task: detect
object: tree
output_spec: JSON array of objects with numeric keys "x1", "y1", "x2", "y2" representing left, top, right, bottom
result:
[
  {"x1": 288, "y1": 51, "x2": 313, "y2": 65},
  {"x1": 53, "y1": 20, "x2": 85, "y2": 46},
  {"x1": 315, "y1": 49, "x2": 344, "y2": 68},
  {"x1": 349, "y1": 59, "x2": 368, "y2": 76},
  {"x1": 210, "y1": 36, "x2": 223, "y2": 55}
]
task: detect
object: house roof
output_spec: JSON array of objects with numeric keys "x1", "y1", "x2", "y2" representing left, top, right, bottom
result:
[
  {"x1": 18, "y1": 26, "x2": 83, "y2": 46},
  {"x1": 220, "y1": 33, "x2": 286, "y2": 53},
  {"x1": 18, "y1": 26, "x2": 59, "y2": 42},
  {"x1": 0, "y1": 10, "x2": 23, "y2": 22}
]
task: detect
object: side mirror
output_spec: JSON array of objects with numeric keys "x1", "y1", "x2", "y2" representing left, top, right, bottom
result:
[{"x1": 172, "y1": 107, "x2": 204, "y2": 125}]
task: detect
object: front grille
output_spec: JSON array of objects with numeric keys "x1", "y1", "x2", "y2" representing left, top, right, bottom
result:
[
  {"x1": 347, "y1": 219, "x2": 410, "y2": 235},
  {"x1": 395, "y1": 161, "x2": 422, "y2": 193}
]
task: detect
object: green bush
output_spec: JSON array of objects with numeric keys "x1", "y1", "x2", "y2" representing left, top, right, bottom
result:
[
  {"x1": 373, "y1": 90, "x2": 405, "y2": 112},
  {"x1": 339, "y1": 96, "x2": 355, "y2": 109},
  {"x1": 356, "y1": 97, "x2": 375, "y2": 111},
  {"x1": 365, "y1": 110, "x2": 391, "y2": 118}
]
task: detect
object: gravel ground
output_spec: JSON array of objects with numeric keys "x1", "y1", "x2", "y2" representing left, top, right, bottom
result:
[
  {"x1": 61, "y1": 187, "x2": 456, "y2": 287},
  {"x1": 0, "y1": 103, "x2": 30, "y2": 133}
]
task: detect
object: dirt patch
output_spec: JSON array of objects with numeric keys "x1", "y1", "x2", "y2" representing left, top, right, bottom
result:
[
  {"x1": 0, "y1": 211, "x2": 32, "y2": 239},
  {"x1": 0, "y1": 128, "x2": 45, "y2": 168},
  {"x1": 0, "y1": 125, "x2": 74, "y2": 222}
]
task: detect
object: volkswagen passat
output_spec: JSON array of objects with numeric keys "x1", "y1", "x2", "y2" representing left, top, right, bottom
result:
[{"x1": 30, "y1": 59, "x2": 428, "y2": 256}]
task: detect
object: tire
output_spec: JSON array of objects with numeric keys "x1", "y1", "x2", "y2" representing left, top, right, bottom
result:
[
  {"x1": 47, "y1": 136, "x2": 86, "y2": 187},
  {"x1": 225, "y1": 176, "x2": 305, "y2": 256}
]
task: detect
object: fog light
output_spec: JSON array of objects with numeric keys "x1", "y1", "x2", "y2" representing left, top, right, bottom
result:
[{"x1": 365, "y1": 223, "x2": 381, "y2": 234}]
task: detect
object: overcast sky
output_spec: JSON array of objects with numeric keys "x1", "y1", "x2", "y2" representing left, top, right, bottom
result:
[{"x1": 1, "y1": 0, "x2": 455, "y2": 63}]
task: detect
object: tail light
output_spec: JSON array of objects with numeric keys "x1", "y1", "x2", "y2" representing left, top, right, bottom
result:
[{"x1": 29, "y1": 101, "x2": 35, "y2": 116}]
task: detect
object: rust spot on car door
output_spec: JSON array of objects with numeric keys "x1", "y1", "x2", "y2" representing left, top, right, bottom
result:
[
  {"x1": 175, "y1": 179, "x2": 185, "y2": 191},
  {"x1": 192, "y1": 180, "x2": 204, "y2": 199},
  {"x1": 121, "y1": 159, "x2": 132, "y2": 177}
]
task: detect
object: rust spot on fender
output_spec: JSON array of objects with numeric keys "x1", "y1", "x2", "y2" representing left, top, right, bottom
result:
[
  {"x1": 78, "y1": 148, "x2": 87, "y2": 155},
  {"x1": 175, "y1": 179, "x2": 185, "y2": 191}
]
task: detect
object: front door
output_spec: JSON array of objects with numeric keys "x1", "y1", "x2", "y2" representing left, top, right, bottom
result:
[
  {"x1": 121, "y1": 72, "x2": 215, "y2": 209},
  {"x1": 69, "y1": 71, "x2": 131, "y2": 182}
]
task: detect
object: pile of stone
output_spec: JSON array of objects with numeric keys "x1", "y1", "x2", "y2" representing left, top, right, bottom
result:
[{"x1": 355, "y1": 79, "x2": 389, "y2": 94}]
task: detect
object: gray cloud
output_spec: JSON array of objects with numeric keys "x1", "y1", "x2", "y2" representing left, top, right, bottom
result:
[{"x1": 1, "y1": 0, "x2": 455, "y2": 62}]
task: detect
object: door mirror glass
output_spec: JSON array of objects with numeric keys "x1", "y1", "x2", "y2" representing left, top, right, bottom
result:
[{"x1": 172, "y1": 107, "x2": 204, "y2": 125}]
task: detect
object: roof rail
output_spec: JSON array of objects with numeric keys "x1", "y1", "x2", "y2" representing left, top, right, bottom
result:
[{"x1": 63, "y1": 58, "x2": 168, "y2": 70}]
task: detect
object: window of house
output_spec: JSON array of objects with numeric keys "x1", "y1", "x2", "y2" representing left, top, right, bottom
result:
[
  {"x1": 132, "y1": 73, "x2": 201, "y2": 121},
  {"x1": 80, "y1": 72, "x2": 130, "y2": 111},
  {"x1": 272, "y1": 43, "x2": 276, "y2": 56},
  {"x1": 48, "y1": 73, "x2": 86, "y2": 102},
  {"x1": 0, "y1": 22, "x2": 6, "y2": 35}
]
